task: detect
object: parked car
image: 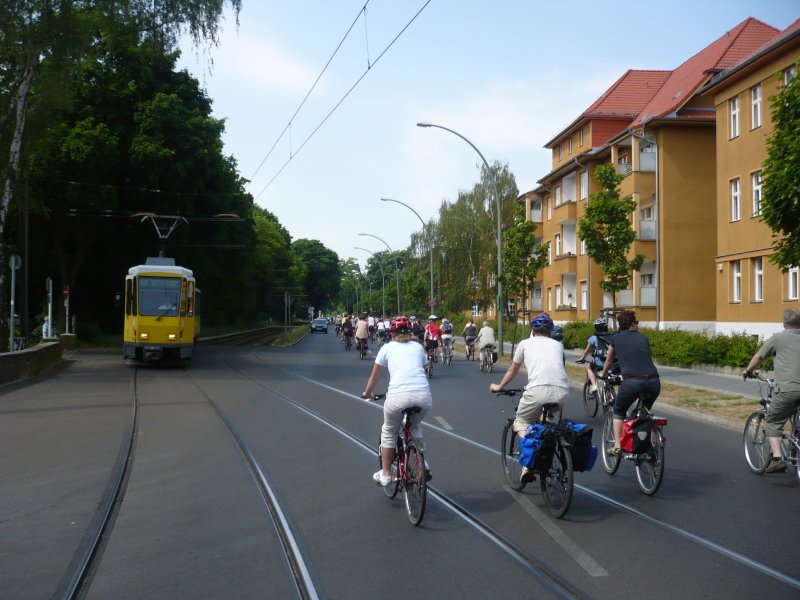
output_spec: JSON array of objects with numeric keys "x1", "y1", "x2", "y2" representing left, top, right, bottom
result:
[{"x1": 310, "y1": 318, "x2": 329, "y2": 333}]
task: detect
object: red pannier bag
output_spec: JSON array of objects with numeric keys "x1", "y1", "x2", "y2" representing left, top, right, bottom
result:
[{"x1": 621, "y1": 416, "x2": 652, "y2": 453}]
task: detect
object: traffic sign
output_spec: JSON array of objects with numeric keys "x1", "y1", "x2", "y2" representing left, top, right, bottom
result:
[
  {"x1": 63, "y1": 285, "x2": 69, "y2": 300},
  {"x1": 427, "y1": 298, "x2": 436, "y2": 308}
]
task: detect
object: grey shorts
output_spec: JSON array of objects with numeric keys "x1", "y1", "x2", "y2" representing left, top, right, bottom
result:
[
  {"x1": 513, "y1": 385, "x2": 569, "y2": 434},
  {"x1": 765, "y1": 388, "x2": 800, "y2": 438}
]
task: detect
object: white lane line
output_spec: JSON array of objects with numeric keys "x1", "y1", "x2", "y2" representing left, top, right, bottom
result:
[
  {"x1": 504, "y1": 486, "x2": 608, "y2": 577},
  {"x1": 435, "y1": 416, "x2": 454, "y2": 430},
  {"x1": 274, "y1": 364, "x2": 800, "y2": 591}
]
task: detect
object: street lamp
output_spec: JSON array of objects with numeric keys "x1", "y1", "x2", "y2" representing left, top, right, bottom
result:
[
  {"x1": 381, "y1": 198, "x2": 434, "y2": 315},
  {"x1": 358, "y1": 233, "x2": 401, "y2": 314},
  {"x1": 355, "y1": 246, "x2": 385, "y2": 317},
  {"x1": 417, "y1": 121, "x2": 504, "y2": 354}
]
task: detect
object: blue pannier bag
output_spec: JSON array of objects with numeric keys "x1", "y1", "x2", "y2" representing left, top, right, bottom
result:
[{"x1": 518, "y1": 423, "x2": 556, "y2": 471}]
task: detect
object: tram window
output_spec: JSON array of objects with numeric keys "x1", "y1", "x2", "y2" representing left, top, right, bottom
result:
[
  {"x1": 187, "y1": 282, "x2": 195, "y2": 316},
  {"x1": 180, "y1": 280, "x2": 187, "y2": 316},
  {"x1": 138, "y1": 276, "x2": 181, "y2": 317},
  {"x1": 127, "y1": 277, "x2": 137, "y2": 316}
]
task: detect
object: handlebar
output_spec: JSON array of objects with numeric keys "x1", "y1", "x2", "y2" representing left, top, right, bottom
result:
[
  {"x1": 575, "y1": 358, "x2": 587, "y2": 364},
  {"x1": 494, "y1": 388, "x2": 525, "y2": 397},
  {"x1": 362, "y1": 393, "x2": 386, "y2": 401},
  {"x1": 743, "y1": 370, "x2": 775, "y2": 385}
]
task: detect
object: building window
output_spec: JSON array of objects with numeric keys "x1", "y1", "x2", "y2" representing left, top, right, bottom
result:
[
  {"x1": 752, "y1": 257, "x2": 763, "y2": 302},
  {"x1": 789, "y1": 266, "x2": 799, "y2": 301},
  {"x1": 558, "y1": 143, "x2": 563, "y2": 160},
  {"x1": 640, "y1": 206, "x2": 654, "y2": 221},
  {"x1": 580, "y1": 171, "x2": 588, "y2": 200},
  {"x1": 729, "y1": 96, "x2": 739, "y2": 138},
  {"x1": 547, "y1": 196, "x2": 552, "y2": 220},
  {"x1": 547, "y1": 287, "x2": 553, "y2": 311},
  {"x1": 554, "y1": 233, "x2": 562, "y2": 256},
  {"x1": 752, "y1": 171, "x2": 762, "y2": 217},
  {"x1": 580, "y1": 281, "x2": 587, "y2": 310},
  {"x1": 555, "y1": 284, "x2": 562, "y2": 307},
  {"x1": 547, "y1": 243, "x2": 552, "y2": 265},
  {"x1": 579, "y1": 128, "x2": 584, "y2": 147},
  {"x1": 568, "y1": 136, "x2": 573, "y2": 154},
  {"x1": 641, "y1": 273, "x2": 655, "y2": 287},
  {"x1": 732, "y1": 260, "x2": 741, "y2": 303},
  {"x1": 784, "y1": 65, "x2": 797, "y2": 86},
  {"x1": 472, "y1": 303, "x2": 482, "y2": 317},
  {"x1": 580, "y1": 239, "x2": 586, "y2": 255},
  {"x1": 750, "y1": 84, "x2": 761, "y2": 129},
  {"x1": 731, "y1": 178, "x2": 741, "y2": 222},
  {"x1": 555, "y1": 186, "x2": 562, "y2": 206}
]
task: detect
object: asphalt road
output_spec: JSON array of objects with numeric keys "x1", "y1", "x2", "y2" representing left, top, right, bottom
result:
[{"x1": 1, "y1": 332, "x2": 797, "y2": 599}]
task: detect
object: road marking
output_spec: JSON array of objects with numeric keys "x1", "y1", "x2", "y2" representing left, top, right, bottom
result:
[
  {"x1": 435, "y1": 415, "x2": 454, "y2": 430},
  {"x1": 505, "y1": 486, "x2": 608, "y2": 577}
]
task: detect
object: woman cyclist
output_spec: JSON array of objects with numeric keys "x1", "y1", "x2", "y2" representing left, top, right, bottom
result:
[
  {"x1": 440, "y1": 318, "x2": 454, "y2": 360},
  {"x1": 362, "y1": 316, "x2": 432, "y2": 486},
  {"x1": 424, "y1": 315, "x2": 442, "y2": 362}
]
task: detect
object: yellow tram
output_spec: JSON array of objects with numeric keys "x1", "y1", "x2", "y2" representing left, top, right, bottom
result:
[{"x1": 123, "y1": 257, "x2": 200, "y2": 362}]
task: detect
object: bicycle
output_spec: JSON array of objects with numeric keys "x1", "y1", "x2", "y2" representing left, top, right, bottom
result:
[
  {"x1": 480, "y1": 344, "x2": 494, "y2": 373},
  {"x1": 743, "y1": 371, "x2": 800, "y2": 481},
  {"x1": 441, "y1": 338, "x2": 453, "y2": 366},
  {"x1": 344, "y1": 334, "x2": 353, "y2": 351},
  {"x1": 465, "y1": 339, "x2": 475, "y2": 361},
  {"x1": 424, "y1": 345, "x2": 435, "y2": 379},
  {"x1": 600, "y1": 391, "x2": 667, "y2": 495},
  {"x1": 357, "y1": 338, "x2": 368, "y2": 359},
  {"x1": 370, "y1": 394, "x2": 428, "y2": 526},
  {"x1": 497, "y1": 389, "x2": 574, "y2": 519},
  {"x1": 576, "y1": 359, "x2": 621, "y2": 418}
]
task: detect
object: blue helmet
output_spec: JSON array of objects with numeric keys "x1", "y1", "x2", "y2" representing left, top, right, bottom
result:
[{"x1": 531, "y1": 313, "x2": 554, "y2": 331}]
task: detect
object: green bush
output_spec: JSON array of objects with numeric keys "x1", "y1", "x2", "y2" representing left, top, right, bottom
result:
[
  {"x1": 77, "y1": 321, "x2": 102, "y2": 341},
  {"x1": 562, "y1": 321, "x2": 595, "y2": 349}
]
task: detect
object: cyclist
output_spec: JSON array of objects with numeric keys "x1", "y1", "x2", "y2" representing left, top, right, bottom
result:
[
  {"x1": 440, "y1": 318, "x2": 454, "y2": 360},
  {"x1": 355, "y1": 313, "x2": 370, "y2": 354},
  {"x1": 367, "y1": 314, "x2": 376, "y2": 339},
  {"x1": 489, "y1": 313, "x2": 569, "y2": 482},
  {"x1": 362, "y1": 316, "x2": 432, "y2": 486},
  {"x1": 410, "y1": 316, "x2": 423, "y2": 343},
  {"x1": 376, "y1": 317, "x2": 386, "y2": 341},
  {"x1": 424, "y1": 315, "x2": 442, "y2": 362},
  {"x1": 743, "y1": 309, "x2": 800, "y2": 473},
  {"x1": 463, "y1": 318, "x2": 477, "y2": 354},
  {"x1": 599, "y1": 310, "x2": 660, "y2": 456},
  {"x1": 577, "y1": 317, "x2": 613, "y2": 395},
  {"x1": 342, "y1": 316, "x2": 354, "y2": 347},
  {"x1": 476, "y1": 320, "x2": 496, "y2": 366}
]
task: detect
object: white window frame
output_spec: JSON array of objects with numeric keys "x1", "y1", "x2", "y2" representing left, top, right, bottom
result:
[
  {"x1": 731, "y1": 178, "x2": 741, "y2": 222},
  {"x1": 789, "y1": 266, "x2": 799, "y2": 301},
  {"x1": 547, "y1": 196, "x2": 552, "y2": 220},
  {"x1": 751, "y1": 171, "x2": 762, "y2": 217},
  {"x1": 580, "y1": 171, "x2": 588, "y2": 200},
  {"x1": 579, "y1": 128, "x2": 584, "y2": 147},
  {"x1": 580, "y1": 239, "x2": 586, "y2": 255},
  {"x1": 753, "y1": 257, "x2": 763, "y2": 302},
  {"x1": 750, "y1": 84, "x2": 761, "y2": 129},
  {"x1": 555, "y1": 284, "x2": 562, "y2": 307},
  {"x1": 555, "y1": 186, "x2": 562, "y2": 206},
  {"x1": 732, "y1": 260, "x2": 741, "y2": 303},
  {"x1": 554, "y1": 233, "x2": 561, "y2": 257},
  {"x1": 729, "y1": 96, "x2": 739, "y2": 138},
  {"x1": 471, "y1": 303, "x2": 482, "y2": 317},
  {"x1": 547, "y1": 287, "x2": 553, "y2": 312},
  {"x1": 580, "y1": 281, "x2": 587, "y2": 310},
  {"x1": 785, "y1": 65, "x2": 797, "y2": 86},
  {"x1": 640, "y1": 273, "x2": 655, "y2": 287},
  {"x1": 568, "y1": 136, "x2": 573, "y2": 154}
]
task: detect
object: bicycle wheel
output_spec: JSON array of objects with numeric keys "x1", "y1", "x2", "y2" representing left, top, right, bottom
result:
[
  {"x1": 603, "y1": 385, "x2": 617, "y2": 415},
  {"x1": 743, "y1": 411, "x2": 770, "y2": 473},
  {"x1": 501, "y1": 421, "x2": 526, "y2": 491},
  {"x1": 582, "y1": 380, "x2": 598, "y2": 418},
  {"x1": 540, "y1": 441, "x2": 574, "y2": 519},
  {"x1": 404, "y1": 442, "x2": 427, "y2": 526},
  {"x1": 600, "y1": 410, "x2": 621, "y2": 474},
  {"x1": 488, "y1": 358, "x2": 493, "y2": 373},
  {"x1": 635, "y1": 427, "x2": 665, "y2": 495},
  {"x1": 379, "y1": 444, "x2": 400, "y2": 499}
]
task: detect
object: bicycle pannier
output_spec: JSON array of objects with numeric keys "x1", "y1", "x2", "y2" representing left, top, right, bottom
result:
[
  {"x1": 560, "y1": 421, "x2": 597, "y2": 471},
  {"x1": 621, "y1": 416, "x2": 652, "y2": 453},
  {"x1": 518, "y1": 424, "x2": 556, "y2": 470},
  {"x1": 492, "y1": 351, "x2": 498, "y2": 363}
]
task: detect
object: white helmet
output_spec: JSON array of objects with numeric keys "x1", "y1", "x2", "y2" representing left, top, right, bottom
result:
[{"x1": 429, "y1": 314, "x2": 438, "y2": 321}]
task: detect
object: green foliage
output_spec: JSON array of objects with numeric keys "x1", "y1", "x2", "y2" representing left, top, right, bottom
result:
[
  {"x1": 293, "y1": 239, "x2": 341, "y2": 314},
  {"x1": 578, "y1": 164, "x2": 644, "y2": 303},
  {"x1": 562, "y1": 320, "x2": 596, "y2": 350},
  {"x1": 762, "y1": 62, "x2": 800, "y2": 271}
]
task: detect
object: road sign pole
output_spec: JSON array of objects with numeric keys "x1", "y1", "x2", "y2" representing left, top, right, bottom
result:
[
  {"x1": 46, "y1": 277, "x2": 52, "y2": 338},
  {"x1": 63, "y1": 285, "x2": 70, "y2": 335}
]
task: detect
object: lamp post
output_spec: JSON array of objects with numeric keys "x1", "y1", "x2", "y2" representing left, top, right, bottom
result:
[
  {"x1": 417, "y1": 121, "x2": 504, "y2": 354},
  {"x1": 355, "y1": 246, "x2": 385, "y2": 317},
  {"x1": 358, "y1": 233, "x2": 400, "y2": 314},
  {"x1": 381, "y1": 198, "x2": 434, "y2": 314}
]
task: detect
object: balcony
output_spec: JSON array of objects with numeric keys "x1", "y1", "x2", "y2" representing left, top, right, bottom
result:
[
  {"x1": 553, "y1": 200, "x2": 577, "y2": 222},
  {"x1": 616, "y1": 163, "x2": 632, "y2": 176},
  {"x1": 618, "y1": 289, "x2": 634, "y2": 307},
  {"x1": 640, "y1": 287, "x2": 656, "y2": 307},
  {"x1": 639, "y1": 220, "x2": 656, "y2": 240},
  {"x1": 550, "y1": 253, "x2": 577, "y2": 277}
]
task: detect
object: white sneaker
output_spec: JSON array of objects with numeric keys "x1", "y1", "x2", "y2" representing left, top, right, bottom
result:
[
  {"x1": 589, "y1": 385, "x2": 597, "y2": 393},
  {"x1": 373, "y1": 470, "x2": 393, "y2": 486}
]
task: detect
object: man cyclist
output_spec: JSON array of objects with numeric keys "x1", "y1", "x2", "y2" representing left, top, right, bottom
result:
[
  {"x1": 424, "y1": 315, "x2": 442, "y2": 362},
  {"x1": 577, "y1": 317, "x2": 613, "y2": 396},
  {"x1": 476, "y1": 320, "x2": 496, "y2": 366},
  {"x1": 341, "y1": 316, "x2": 354, "y2": 348},
  {"x1": 489, "y1": 313, "x2": 569, "y2": 482},
  {"x1": 367, "y1": 314, "x2": 376, "y2": 340},
  {"x1": 362, "y1": 316, "x2": 432, "y2": 486},
  {"x1": 743, "y1": 309, "x2": 800, "y2": 473},
  {"x1": 355, "y1": 313, "x2": 370, "y2": 354},
  {"x1": 463, "y1": 319, "x2": 477, "y2": 355},
  {"x1": 599, "y1": 310, "x2": 660, "y2": 456},
  {"x1": 440, "y1": 318, "x2": 454, "y2": 360}
]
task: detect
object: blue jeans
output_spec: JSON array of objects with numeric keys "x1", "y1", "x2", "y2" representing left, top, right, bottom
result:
[{"x1": 613, "y1": 378, "x2": 660, "y2": 418}]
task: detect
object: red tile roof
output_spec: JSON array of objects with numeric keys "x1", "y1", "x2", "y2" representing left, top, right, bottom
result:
[{"x1": 630, "y1": 17, "x2": 780, "y2": 127}]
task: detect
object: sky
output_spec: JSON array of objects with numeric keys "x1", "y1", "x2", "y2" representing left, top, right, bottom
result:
[{"x1": 177, "y1": 0, "x2": 798, "y2": 270}]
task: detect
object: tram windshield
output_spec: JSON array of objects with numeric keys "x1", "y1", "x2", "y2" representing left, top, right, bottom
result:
[{"x1": 138, "y1": 276, "x2": 181, "y2": 317}]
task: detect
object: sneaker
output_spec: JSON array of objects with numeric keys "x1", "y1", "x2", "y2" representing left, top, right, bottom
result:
[
  {"x1": 373, "y1": 470, "x2": 394, "y2": 486},
  {"x1": 765, "y1": 457, "x2": 787, "y2": 474},
  {"x1": 520, "y1": 467, "x2": 536, "y2": 483},
  {"x1": 589, "y1": 385, "x2": 597, "y2": 393}
]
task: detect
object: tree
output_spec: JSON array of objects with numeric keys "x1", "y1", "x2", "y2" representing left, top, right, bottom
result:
[
  {"x1": 577, "y1": 163, "x2": 644, "y2": 308},
  {"x1": 762, "y1": 64, "x2": 800, "y2": 271},
  {"x1": 293, "y1": 239, "x2": 341, "y2": 314},
  {"x1": 501, "y1": 204, "x2": 549, "y2": 317}
]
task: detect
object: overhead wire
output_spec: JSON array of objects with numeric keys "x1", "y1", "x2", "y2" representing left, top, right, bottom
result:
[{"x1": 252, "y1": 0, "x2": 432, "y2": 201}]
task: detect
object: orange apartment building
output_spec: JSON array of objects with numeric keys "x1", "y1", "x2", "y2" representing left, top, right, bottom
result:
[
  {"x1": 702, "y1": 19, "x2": 800, "y2": 337},
  {"x1": 520, "y1": 17, "x2": 785, "y2": 333}
]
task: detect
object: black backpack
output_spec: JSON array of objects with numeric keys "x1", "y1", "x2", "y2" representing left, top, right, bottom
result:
[{"x1": 593, "y1": 333, "x2": 612, "y2": 361}]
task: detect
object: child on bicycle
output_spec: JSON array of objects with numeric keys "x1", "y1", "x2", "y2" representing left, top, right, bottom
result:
[
  {"x1": 577, "y1": 316, "x2": 613, "y2": 395},
  {"x1": 362, "y1": 316, "x2": 432, "y2": 486}
]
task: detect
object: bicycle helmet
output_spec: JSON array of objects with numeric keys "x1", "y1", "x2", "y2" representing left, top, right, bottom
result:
[
  {"x1": 429, "y1": 314, "x2": 438, "y2": 321},
  {"x1": 531, "y1": 313, "x2": 554, "y2": 332},
  {"x1": 391, "y1": 316, "x2": 411, "y2": 333},
  {"x1": 594, "y1": 316, "x2": 608, "y2": 332}
]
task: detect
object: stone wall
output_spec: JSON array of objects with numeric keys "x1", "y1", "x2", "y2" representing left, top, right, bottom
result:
[{"x1": 0, "y1": 341, "x2": 63, "y2": 385}]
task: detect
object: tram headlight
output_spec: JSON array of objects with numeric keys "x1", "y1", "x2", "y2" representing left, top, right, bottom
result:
[
  {"x1": 139, "y1": 332, "x2": 149, "y2": 341},
  {"x1": 168, "y1": 333, "x2": 177, "y2": 341}
]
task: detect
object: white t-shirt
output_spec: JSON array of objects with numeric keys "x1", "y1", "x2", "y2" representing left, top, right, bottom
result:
[
  {"x1": 368, "y1": 316, "x2": 375, "y2": 327},
  {"x1": 374, "y1": 340, "x2": 430, "y2": 394},
  {"x1": 477, "y1": 325, "x2": 496, "y2": 349},
  {"x1": 512, "y1": 335, "x2": 568, "y2": 389}
]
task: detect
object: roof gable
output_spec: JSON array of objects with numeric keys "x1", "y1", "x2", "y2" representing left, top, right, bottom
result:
[{"x1": 631, "y1": 17, "x2": 780, "y2": 127}]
